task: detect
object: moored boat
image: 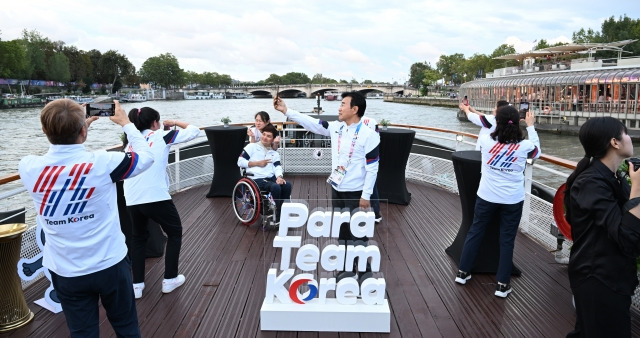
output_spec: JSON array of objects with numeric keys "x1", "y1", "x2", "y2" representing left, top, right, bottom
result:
[
  {"x1": 0, "y1": 94, "x2": 45, "y2": 108},
  {"x1": 324, "y1": 91, "x2": 339, "y2": 101},
  {"x1": 126, "y1": 94, "x2": 147, "y2": 102},
  {"x1": 184, "y1": 91, "x2": 225, "y2": 100},
  {"x1": 64, "y1": 95, "x2": 94, "y2": 104},
  {"x1": 228, "y1": 92, "x2": 248, "y2": 99},
  {"x1": 459, "y1": 39, "x2": 640, "y2": 128}
]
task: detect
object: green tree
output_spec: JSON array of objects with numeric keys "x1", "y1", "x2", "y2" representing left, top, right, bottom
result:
[
  {"x1": 421, "y1": 68, "x2": 441, "y2": 95},
  {"x1": 184, "y1": 70, "x2": 200, "y2": 88},
  {"x1": 436, "y1": 53, "x2": 465, "y2": 85},
  {"x1": 489, "y1": 44, "x2": 517, "y2": 71},
  {"x1": 218, "y1": 74, "x2": 232, "y2": 86},
  {"x1": 0, "y1": 39, "x2": 27, "y2": 78},
  {"x1": 572, "y1": 28, "x2": 600, "y2": 43},
  {"x1": 86, "y1": 49, "x2": 102, "y2": 79},
  {"x1": 47, "y1": 52, "x2": 70, "y2": 83},
  {"x1": 464, "y1": 53, "x2": 490, "y2": 82},
  {"x1": 138, "y1": 53, "x2": 183, "y2": 89},
  {"x1": 98, "y1": 50, "x2": 135, "y2": 92},
  {"x1": 408, "y1": 62, "x2": 429, "y2": 88},
  {"x1": 311, "y1": 73, "x2": 325, "y2": 84},
  {"x1": 264, "y1": 73, "x2": 281, "y2": 85},
  {"x1": 63, "y1": 46, "x2": 93, "y2": 84},
  {"x1": 533, "y1": 39, "x2": 550, "y2": 51},
  {"x1": 571, "y1": 15, "x2": 640, "y2": 57},
  {"x1": 598, "y1": 15, "x2": 640, "y2": 56},
  {"x1": 19, "y1": 30, "x2": 51, "y2": 85},
  {"x1": 280, "y1": 72, "x2": 311, "y2": 84}
]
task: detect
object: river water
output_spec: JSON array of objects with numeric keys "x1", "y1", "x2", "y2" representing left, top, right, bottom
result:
[{"x1": 1, "y1": 98, "x2": 631, "y2": 190}]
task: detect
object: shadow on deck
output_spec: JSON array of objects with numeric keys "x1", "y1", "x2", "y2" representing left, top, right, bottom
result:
[{"x1": 3, "y1": 176, "x2": 640, "y2": 337}]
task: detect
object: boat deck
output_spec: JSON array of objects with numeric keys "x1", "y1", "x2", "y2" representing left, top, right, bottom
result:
[{"x1": 4, "y1": 175, "x2": 640, "y2": 337}]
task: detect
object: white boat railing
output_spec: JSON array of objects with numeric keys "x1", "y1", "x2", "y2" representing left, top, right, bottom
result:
[{"x1": 14, "y1": 123, "x2": 640, "y2": 307}]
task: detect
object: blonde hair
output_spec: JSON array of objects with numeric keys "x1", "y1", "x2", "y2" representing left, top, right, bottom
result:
[{"x1": 40, "y1": 99, "x2": 86, "y2": 144}]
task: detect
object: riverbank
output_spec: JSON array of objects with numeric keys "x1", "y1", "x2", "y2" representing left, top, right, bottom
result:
[
  {"x1": 384, "y1": 95, "x2": 459, "y2": 108},
  {"x1": 386, "y1": 96, "x2": 640, "y2": 141}
]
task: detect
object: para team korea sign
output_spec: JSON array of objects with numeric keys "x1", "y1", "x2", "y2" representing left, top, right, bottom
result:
[{"x1": 260, "y1": 202, "x2": 390, "y2": 332}]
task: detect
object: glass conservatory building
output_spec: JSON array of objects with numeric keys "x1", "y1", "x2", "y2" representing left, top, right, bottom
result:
[{"x1": 459, "y1": 67, "x2": 640, "y2": 117}]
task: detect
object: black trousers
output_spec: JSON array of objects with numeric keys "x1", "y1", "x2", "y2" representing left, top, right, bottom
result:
[
  {"x1": 50, "y1": 257, "x2": 140, "y2": 338},
  {"x1": 567, "y1": 277, "x2": 631, "y2": 338},
  {"x1": 331, "y1": 188, "x2": 371, "y2": 273},
  {"x1": 128, "y1": 199, "x2": 183, "y2": 283},
  {"x1": 331, "y1": 188, "x2": 365, "y2": 242}
]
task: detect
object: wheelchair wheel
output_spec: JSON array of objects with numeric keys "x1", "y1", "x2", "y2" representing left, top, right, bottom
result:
[{"x1": 232, "y1": 177, "x2": 262, "y2": 226}]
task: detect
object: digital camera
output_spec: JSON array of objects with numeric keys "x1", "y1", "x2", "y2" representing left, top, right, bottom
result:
[
  {"x1": 86, "y1": 103, "x2": 115, "y2": 117},
  {"x1": 628, "y1": 157, "x2": 640, "y2": 172}
]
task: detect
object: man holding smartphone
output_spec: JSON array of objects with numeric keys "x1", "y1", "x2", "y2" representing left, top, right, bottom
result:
[
  {"x1": 19, "y1": 99, "x2": 154, "y2": 337},
  {"x1": 274, "y1": 92, "x2": 380, "y2": 275}
]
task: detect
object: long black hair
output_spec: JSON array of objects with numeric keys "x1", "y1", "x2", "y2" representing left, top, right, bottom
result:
[
  {"x1": 490, "y1": 105, "x2": 523, "y2": 144},
  {"x1": 122, "y1": 107, "x2": 161, "y2": 146},
  {"x1": 564, "y1": 117, "x2": 627, "y2": 219}
]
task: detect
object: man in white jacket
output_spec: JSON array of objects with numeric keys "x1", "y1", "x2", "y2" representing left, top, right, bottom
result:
[
  {"x1": 274, "y1": 91, "x2": 379, "y2": 274},
  {"x1": 19, "y1": 99, "x2": 153, "y2": 337},
  {"x1": 238, "y1": 123, "x2": 292, "y2": 224}
]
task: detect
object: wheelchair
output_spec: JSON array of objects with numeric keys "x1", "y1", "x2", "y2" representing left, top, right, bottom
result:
[{"x1": 231, "y1": 170, "x2": 278, "y2": 230}]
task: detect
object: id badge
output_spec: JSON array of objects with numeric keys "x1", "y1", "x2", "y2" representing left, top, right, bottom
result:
[{"x1": 327, "y1": 166, "x2": 347, "y2": 188}]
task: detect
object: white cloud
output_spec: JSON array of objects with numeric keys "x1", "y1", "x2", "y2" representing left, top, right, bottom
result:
[{"x1": 1, "y1": 0, "x2": 638, "y2": 82}]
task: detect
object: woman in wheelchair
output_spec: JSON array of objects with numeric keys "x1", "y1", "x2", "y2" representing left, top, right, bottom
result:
[{"x1": 237, "y1": 123, "x2": 292, "y2": 225}]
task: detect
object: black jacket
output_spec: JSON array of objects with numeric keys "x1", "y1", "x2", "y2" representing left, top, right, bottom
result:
[{"x1": 568, "y1": 159, "x2": 640, "y2": 295}]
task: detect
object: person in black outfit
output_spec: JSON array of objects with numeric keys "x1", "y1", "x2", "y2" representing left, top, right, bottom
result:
[{"x1": 564, "y1": 117, "x2": 640, "y2": 338}]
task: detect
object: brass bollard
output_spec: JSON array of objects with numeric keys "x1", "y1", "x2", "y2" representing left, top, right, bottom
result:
[{"x1": 0, "y1": 223, "x2": 34, "y2": 332}]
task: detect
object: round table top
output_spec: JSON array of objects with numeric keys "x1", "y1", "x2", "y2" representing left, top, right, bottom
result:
[
  {"x1": 0, "y1": 223, "x2": 27, "y2": 239},
  {"x1": 380, "y1": 127, "x2": 416, "y2": 134},
  {"x1": 451, "y1": 150, "x2": 481, "y2": 162},
  {"x1": 204, "y1": 125, "x2": 246, "y2": 132}
]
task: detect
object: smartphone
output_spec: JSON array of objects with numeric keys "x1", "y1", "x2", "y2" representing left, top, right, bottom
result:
[
  {"x1": 86, "y1": 103, "x2": 115, "y2": 117},
  {"x1": 273, "y1": 85, "x2": 279, "y2": 108},
  {"x1": 462, "y1": 95, "x2": 468, "y2": 106},
  {"x1": 519, "y1": 102, "x2": 530, "y2": 119}
]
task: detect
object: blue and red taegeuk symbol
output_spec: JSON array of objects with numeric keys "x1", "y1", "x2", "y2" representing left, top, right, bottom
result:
[{"x1": 289, "y1": 279, "x2": 318, "y2": 304}]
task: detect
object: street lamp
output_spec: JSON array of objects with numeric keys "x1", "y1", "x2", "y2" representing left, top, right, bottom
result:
[{"x1": 316, "y1": 94, "x2": 322, "y2": 114}]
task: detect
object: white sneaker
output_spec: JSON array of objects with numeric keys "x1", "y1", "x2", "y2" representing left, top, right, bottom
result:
[
  {"x1": 133, "y1": 283, "x2": 145, "y2": 299},
  {"x1": 375, "y1": 215, "x2": 382, "y2": 223},
  {"x1": 162, "y1": 275, "x2": 185, "y2": 294}
]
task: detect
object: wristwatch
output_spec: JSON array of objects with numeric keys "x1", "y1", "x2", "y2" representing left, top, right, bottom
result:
[{"x1": 624, "y1": 197, "x2": 640, "y2": 212}]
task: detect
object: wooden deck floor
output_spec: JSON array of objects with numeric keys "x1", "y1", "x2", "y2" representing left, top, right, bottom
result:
[{"x1": 4, "y1": 175, "x2": 640, "y2": 337}]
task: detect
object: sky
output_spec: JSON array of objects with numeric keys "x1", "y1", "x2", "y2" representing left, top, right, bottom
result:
[{"x1": 1, "y1": 1, "x2": 638, "y2": 83}]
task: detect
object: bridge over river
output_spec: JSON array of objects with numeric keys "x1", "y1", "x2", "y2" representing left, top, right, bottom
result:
[{"x1": 192, "y1": 84, "x2": 419, "y2": 98}]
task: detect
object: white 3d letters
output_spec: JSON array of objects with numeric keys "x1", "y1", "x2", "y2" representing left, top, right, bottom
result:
[{"x1": 266, "y1": 202, "x2": 386, "y2": 306}]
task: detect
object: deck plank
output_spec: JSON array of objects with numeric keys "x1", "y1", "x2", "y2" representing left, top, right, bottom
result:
[{"x1": 6, "y1": 176, "x2": 640, "y2": 337}]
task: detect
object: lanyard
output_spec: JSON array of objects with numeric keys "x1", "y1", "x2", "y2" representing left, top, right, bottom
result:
[{"x1": 337, "y1": 122, "x2": 362, "y2": 165}]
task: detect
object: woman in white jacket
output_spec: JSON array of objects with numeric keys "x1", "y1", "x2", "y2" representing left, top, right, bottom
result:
[{"x1": 123, "y1": 107, "x2": 201, "y2": 299}]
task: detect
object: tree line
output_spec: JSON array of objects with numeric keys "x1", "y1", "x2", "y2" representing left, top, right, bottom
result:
[
  {"x1": 408, "y1": 15, "x2": 640, "y2": 94},
  {"x1": 0, "y1": 29, "x2": 235, "y2": 94},
  {"x1": 0, "y1": 29, "x2": 379, "y2": 95}
]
